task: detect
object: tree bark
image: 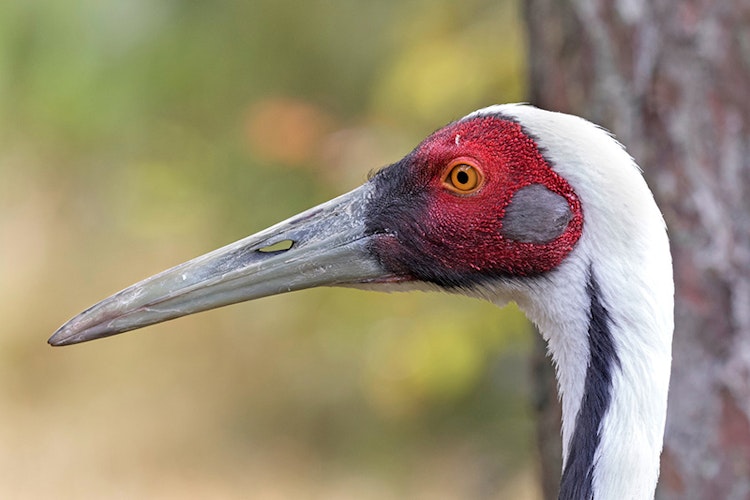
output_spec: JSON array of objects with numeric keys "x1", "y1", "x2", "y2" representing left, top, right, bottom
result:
[{"x1": 525, "y1": 1, "x2": 750, "y2": 498}]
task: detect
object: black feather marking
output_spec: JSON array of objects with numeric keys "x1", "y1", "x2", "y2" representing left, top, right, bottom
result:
[{"x1": 558, "y1": 269, "x2": 620, "y2": 500}]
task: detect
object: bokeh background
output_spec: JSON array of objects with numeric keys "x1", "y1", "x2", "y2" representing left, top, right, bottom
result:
[{"x1": 0, "y1": 1, "x2": 541, "y2": 497}]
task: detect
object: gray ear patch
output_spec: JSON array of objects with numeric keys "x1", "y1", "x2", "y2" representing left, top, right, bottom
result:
[{"x1": 501, "y1": 184, "x2": 573, "y2": 243}]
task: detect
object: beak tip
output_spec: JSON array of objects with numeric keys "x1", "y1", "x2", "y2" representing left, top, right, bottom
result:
[
  {"x1": 48, "y1": 321, "x2": 101, "y2": 346},
  {"x1": 48, "y1": 329, "x2": 76, "y2": 347}
]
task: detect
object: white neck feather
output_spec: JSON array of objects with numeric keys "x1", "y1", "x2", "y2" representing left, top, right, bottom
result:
[{"x1": 486, "y1": 105, "x2": 674, "y2": 500}]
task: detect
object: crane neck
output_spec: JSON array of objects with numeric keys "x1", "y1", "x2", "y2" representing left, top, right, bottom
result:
[
  {"x1": 513, "y1": 254, "x2": 673, "y2": 500},
  {"x1": 482, "y1": 102, "x2": 674, "y2": 499}
]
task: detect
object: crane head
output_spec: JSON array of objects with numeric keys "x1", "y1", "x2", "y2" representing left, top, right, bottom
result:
[
  {"x1": 364, "y1": 111, "x2": 583, "y2": 287},
  {"x1": 49, "y1": 105, "x2": 586, "y2": 346}
]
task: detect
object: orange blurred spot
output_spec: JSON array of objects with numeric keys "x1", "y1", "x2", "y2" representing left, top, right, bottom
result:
[{"x1": 244, "y1": 97, "x2": 334, "y2": 166}]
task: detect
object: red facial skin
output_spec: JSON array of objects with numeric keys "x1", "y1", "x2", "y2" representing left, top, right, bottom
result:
[{"x1": 366, "y1": 114, "x2": 583, "y2": 286}]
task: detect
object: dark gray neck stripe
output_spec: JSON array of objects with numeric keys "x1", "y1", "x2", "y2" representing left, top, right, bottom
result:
[{"x1": 558, "y1": 269, "x2": 620, "y2": 500}]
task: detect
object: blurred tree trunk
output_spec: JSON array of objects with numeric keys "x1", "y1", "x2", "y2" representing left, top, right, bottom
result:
[{"x1": 524, "y1": 1, "x2": 750, "y2": 499}]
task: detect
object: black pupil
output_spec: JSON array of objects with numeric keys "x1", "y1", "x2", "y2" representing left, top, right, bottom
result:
[{"x1": 456, "y1": 170, "x2": 470, "y2": 185}]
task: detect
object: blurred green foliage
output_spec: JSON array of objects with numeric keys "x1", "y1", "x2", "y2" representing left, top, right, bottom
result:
[{"x1": 0, "y1": 0, "x2": 538, "y2": 497}]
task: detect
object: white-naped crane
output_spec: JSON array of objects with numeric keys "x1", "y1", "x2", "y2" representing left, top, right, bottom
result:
[{"x1": 50, "y1": 104, "x2": 673, "y2": 500}]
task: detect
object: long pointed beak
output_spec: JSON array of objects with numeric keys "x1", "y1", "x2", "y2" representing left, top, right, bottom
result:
[{"x1": 49, "y1": 183, "x2": 390, "y2": 346}]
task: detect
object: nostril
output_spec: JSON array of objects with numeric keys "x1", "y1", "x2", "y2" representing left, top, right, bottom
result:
[{"x1": 257, "y1": 239, "x2": 295, "y2": 254}]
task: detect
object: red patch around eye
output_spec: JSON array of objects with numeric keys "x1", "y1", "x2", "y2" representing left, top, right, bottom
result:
[{"x1": 413, "y1": 114, "x2": 583, "y2": 277}]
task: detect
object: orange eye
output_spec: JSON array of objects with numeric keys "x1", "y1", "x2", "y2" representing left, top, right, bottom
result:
[{"x1": 443, "y1": 160, "x2": 483, "y2": 194}]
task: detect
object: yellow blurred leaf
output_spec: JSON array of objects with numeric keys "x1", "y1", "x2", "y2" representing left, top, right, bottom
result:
[{"x1": 244, "y1": 97, "x2": 334, "y2": 166}]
